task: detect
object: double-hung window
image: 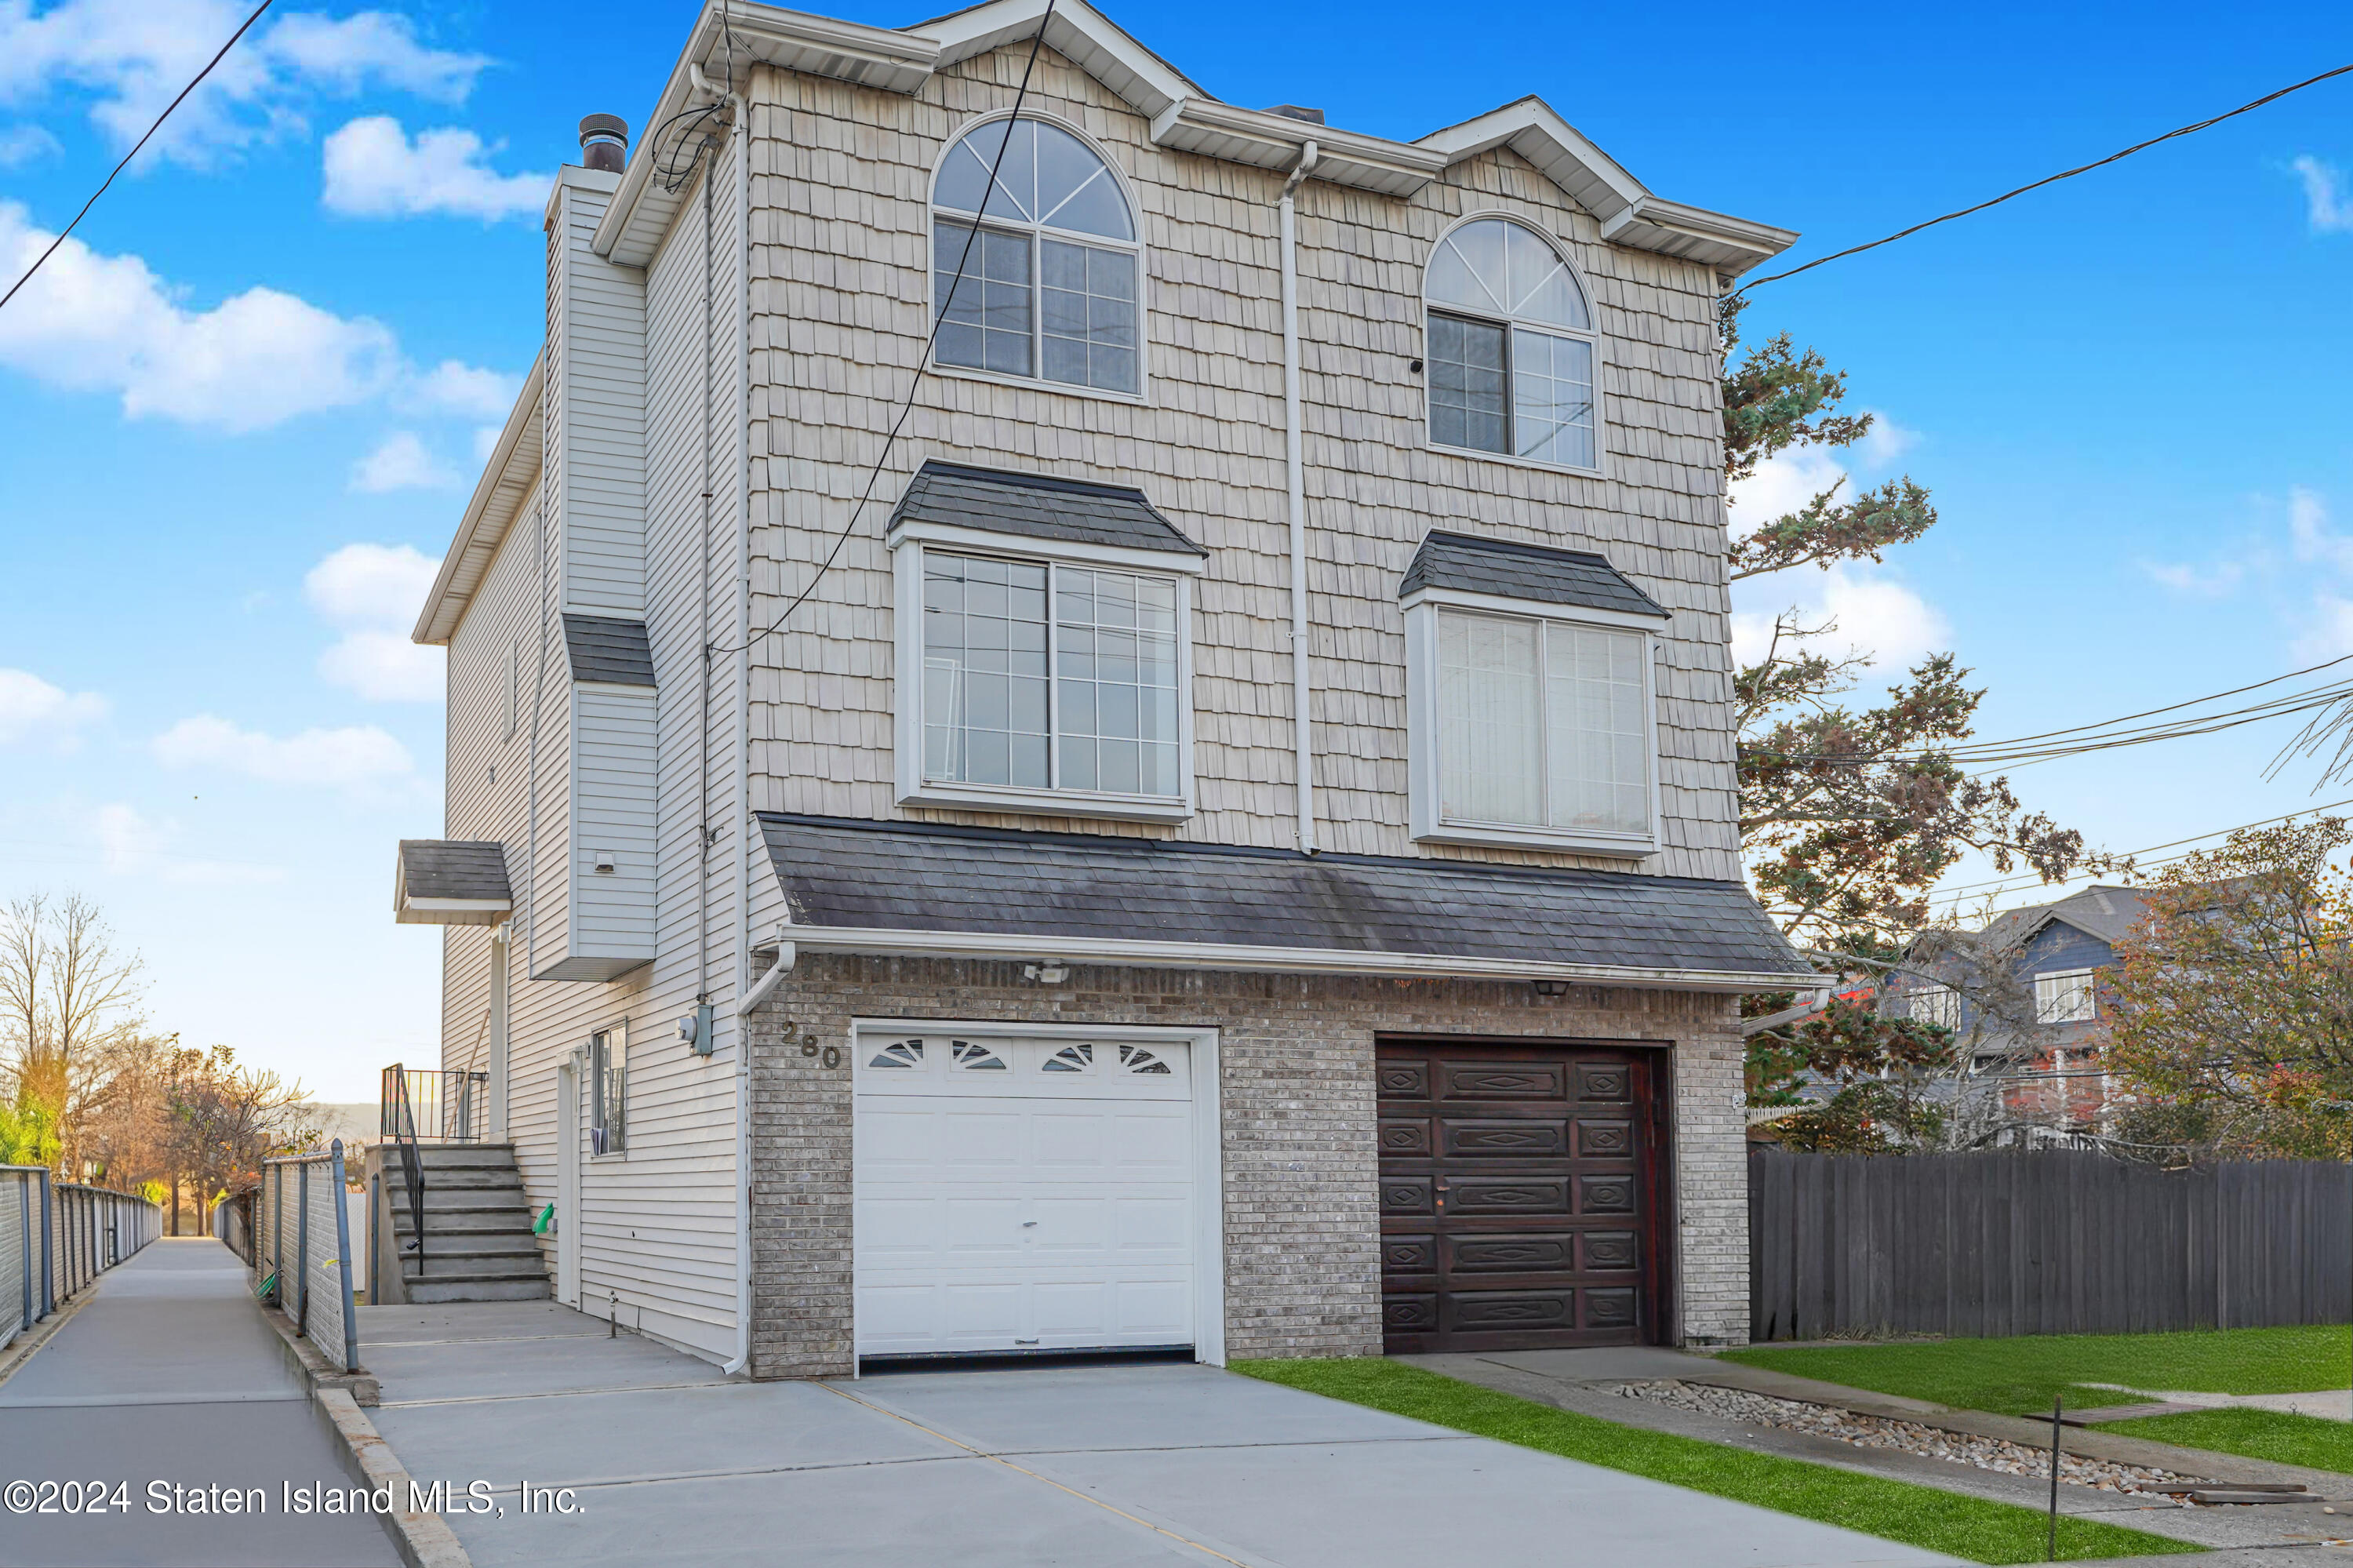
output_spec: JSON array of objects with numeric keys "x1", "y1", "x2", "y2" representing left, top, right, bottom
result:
[
  {"x1": 1424, "y1": 217, "x2": 1601, "y2": 471},
  {"x1": 931, "y1": 116, "x2": 1141, "y2": 396},
  {"x1": 1403, "y1": 532, "x2": 1665, "y2": 855},
  {"x1": 1899, "y1": 984, "x2": 1960, "y2": 1029},
  {"x1": 588, "y1": 1020, "x2": 627, "y2": 1157}
]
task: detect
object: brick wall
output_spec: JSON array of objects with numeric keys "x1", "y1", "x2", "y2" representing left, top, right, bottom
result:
[{"x1": 746, "y1": 953, "x2": 1748, "y2": 1377}]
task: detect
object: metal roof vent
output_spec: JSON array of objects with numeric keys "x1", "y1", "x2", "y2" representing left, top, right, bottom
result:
[
  {"x1": 578, "y1": 114, "x2": 629, "y2": 173},
  {"x1": 1266, "y1": 104, "x2": 1326, "y2": 124}
]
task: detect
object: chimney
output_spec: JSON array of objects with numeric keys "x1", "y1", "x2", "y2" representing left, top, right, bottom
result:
[
  {"x1": 1266, "y1": 104, "x2": 1326, "y2": 125},
  {"x1": 578, "y1": 114, "x2": 629, "y2": 174}
]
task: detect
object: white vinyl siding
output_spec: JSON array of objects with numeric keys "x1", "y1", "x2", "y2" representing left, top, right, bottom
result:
[{"x1": 547, "y1": 175, "x2": 648, "y2": 617}]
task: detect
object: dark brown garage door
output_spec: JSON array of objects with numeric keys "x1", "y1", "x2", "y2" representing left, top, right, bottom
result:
[{"x1": 1377, "y1": 1040, "x2": 1667, "y2": 1353}]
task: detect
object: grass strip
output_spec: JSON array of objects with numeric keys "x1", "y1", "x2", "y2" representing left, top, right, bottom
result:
[
  {"x1": 1234, "y1": 1357, "x2": 2197, "y2": 1565},
  {"x1": 2096, "y1": 1406, "x2": 2353, "y2": 1474},
  {"x1": 1724, "y1": 1326, "x2": 2353, "y2": 1417}
]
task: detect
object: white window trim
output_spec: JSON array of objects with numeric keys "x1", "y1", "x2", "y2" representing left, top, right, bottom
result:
[
  {"x1": 1403, "y1": 588, "x2": 1664, "y2": 858},
  {"x1": 1420, "y1": 211, "x2": 1609, "y2": 480},
  {"x1": 848, "y1": 1017, "x2": 1226, "y2": 1370},
  {"x1": 587, "y1": 1017, "x2": 628, "y2": 1162},
  {"x1": 2034, "y1": 967, "x2": 2097, "y2": 1025},
  {"x1": 890, "y1": 533, "x2": 1198, "y2": 824},
  {"x1": 927, "y1": 108, "x2": 1151, "y2": 404}
]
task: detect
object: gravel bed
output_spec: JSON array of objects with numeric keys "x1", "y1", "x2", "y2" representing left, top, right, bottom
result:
[{"x1": 1615, "y1": 1380, "x2": 2199, "y2": 1499}]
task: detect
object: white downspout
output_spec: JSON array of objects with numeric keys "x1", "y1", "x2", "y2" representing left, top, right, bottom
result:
[{"x1": 1279, "y1": 141, "x2": 1320, "y2": 854}]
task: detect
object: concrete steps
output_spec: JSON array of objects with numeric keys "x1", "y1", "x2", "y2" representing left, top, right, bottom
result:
[{"x1": 381, "y1": 1142, "x2": 548, "y2": 1303}]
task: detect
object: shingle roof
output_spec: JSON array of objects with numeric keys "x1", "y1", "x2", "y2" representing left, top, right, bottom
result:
[
  {"x1": 889, "y1": 461, "x2": 1207, "y2": 556},
  {"x1": 758, "y1": 814, "x2": 1809, "y2": 980},
  {"x1": 397, "y1": 840, "x2": 512, "y2": 902},
  {"x1": 562, "y1": 614, "x2": 656, "y2": 686},
  {"x1": 1400, "y1": 530, "x2": 1668, "y2": 619},
  {"x1": 1984, "y1": 883, "x2": 2152, "y2": 949}
]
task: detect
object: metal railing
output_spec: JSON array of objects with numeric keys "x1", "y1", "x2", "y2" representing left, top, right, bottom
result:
[
  {"x1": 253, "y1": 1141, "x2": 362, "y2": 1373},
  {"x1": 380, "y1": 1066, "x2": 489, "y2": 1143},
  {"x1": 2, "y1": 1166, "x2": 162, "y2": 1347},
  {"x1": 384, "y1": 1068, "x2": 428, "y2": 1267}
]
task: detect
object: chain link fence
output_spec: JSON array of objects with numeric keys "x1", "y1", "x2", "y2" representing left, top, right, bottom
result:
[
  {"x1": 2, "y1": 1165, "x2": 162, "y2": 1348},
  {"x1": 253, "y1": 1142, "x2": 361, "y2": 1373}
]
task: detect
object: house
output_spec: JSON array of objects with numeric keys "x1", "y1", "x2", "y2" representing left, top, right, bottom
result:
[
  {"x1": 389, "y1": 0, "x2": 1813, "y2": 1373},
  {"x1": 1886, "y1": 884, "x2": 2151, "y2": 1135}
]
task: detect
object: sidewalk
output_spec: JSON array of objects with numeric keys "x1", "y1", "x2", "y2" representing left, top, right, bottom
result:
[{"x1": 0, "y1": 1236, "x2": 400, "y2": 1568}]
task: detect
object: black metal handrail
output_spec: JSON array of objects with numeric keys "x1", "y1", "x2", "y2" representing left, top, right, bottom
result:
[
  {"x1": 380, "y1": 1068, "x2": 489, "y2": 1143},
  {"x1": 384, "y1": 1065, "x2": 427, "y2": 1264}
]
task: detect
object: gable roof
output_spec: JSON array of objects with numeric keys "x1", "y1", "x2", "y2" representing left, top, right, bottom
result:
[
  {"x1": 1400, "y1": 530, "x2": 1669, "y2": 620},
  {"x1": 594, "y1": 1, "x2": 1795, "y2": 275},
  {"x1": 887, "y1": 460, "x2": 1207, "y2": 557},
  {"x1": 1981, "y1": 883, "x2": 2152, "y2": 951}
]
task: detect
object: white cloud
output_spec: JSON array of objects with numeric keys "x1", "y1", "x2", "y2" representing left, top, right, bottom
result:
[
  {"x1": 350, "y1": 430, "x2": 456, "y2": 493},
  {"x1": 0, "y1": 667, "x2": 107, "y2": 748},
  {"x1": 0, "y1": 122, "x2": 57, "y2": 165},
  {"x1": 2140, "y1": 558, "x2": 2245, "y2": 598},
  {"x1": 472, "y1": 424, "x2": 503, "y2": 464},
  {"x1": 322, "y1": 115, "x2": 551, "y2": 221},
  {"x1": 406, "y1": 358, "x2": 521, "y2": 421},
  {"x1": 2293, "y1": 155, "x2": 2353, "y2": 235},
  {"x1": 1732, "y1": 564, "x2": 1951, "y2": 675},
  {"x1": 0, "y1": 200, "x2": 397, "y2": 430},
  {"x1": 152, "y1": 714, "x2": 415, "y2": 791},
  {"x1": 2302, "y1": 592, "x2": 2353, "y2": 663},
  {"x1": 1854, "y1": 411, "x2": 1922, "y2": 470},
  {"x1": 1727, "y1": 447, "x2": 1847, "y2": 537},
  {"x1": 304, "y1": 542, "x2": 443, "y2": 701},
  {"x1": 95, "y1": 802, "x2": 282, "y2": 885},
  {"x1": 0, "y1": 2, "x2": 489, "y2": 166},
  {"x1": 2288, "y1": 486, "x2": 2353, "y2": 573}
]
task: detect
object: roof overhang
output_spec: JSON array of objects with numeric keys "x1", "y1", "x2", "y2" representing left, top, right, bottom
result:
[
  {"x1": 777, "y1": 922, "x2": 1809, "y2": 993},
  {"x1": 413, "y1": 354, "x2": 544, "y2": 646},
  {"x1": 1148, "y1": 99, "x2": 1442, "y2": 198},
  {"x1": 1418, "y1": 96, "x2": 1796, "y2": 278},
  {"x1": 395, "y1": 840, "x2": 515, "y2": 927}
]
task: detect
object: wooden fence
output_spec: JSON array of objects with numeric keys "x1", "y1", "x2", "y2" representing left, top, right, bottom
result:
[{"x1": 1748, "y1": 1148, "x2": 2353, "y2": 1341}]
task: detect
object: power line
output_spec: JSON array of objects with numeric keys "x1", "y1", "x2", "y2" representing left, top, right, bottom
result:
[
  {"x1": 0, "y1": 0, "x2": 275, "y2": 313},
  {"x1": 1731, "y1": 60, "x2": 2353, "y2": 297},
  {"x1": 1923, "y1": 797, "x2": 2353, "y2": 911},
  {"x1": 707, "y1": 0, "x2": 1060, "y2": 659}
]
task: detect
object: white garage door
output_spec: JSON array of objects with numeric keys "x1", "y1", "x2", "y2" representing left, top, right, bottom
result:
[{"x1": 854, "y1": 1031, "x2": 1198, "y2": 1359}]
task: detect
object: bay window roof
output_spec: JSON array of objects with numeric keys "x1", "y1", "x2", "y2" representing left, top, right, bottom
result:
[
  {"x1": 889, "y1": 461, "x2": 1206, "y2": 557},
  {"x1": 1400, "y1": 530, "x2": 1667, "y2": 618}
]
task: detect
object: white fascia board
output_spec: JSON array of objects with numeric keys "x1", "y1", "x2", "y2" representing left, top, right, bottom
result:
[
  {"x1": 1401, "y1": 584, "x2": 1667, "y2": 631},
  {"x1": 784, "y1": 923, "x2": 1813, "y2": 994},
  {"x1": 395, "y1": 896, "x2": 514, "y2": 927},
  {"x1": 1150, "y1": 100, "x2": 1442, "y2": 198},
  {"x1": 595, "y1": 2, "x2": 940, "y2": 267},
  {"x1": 914, "y1": 0, "x2": 1201, "y2": 121},
  {"x1": 1601, "y1": 196, "x2": 1799, "y2": 278},
  {"x1": 414, "y1": 352, "x2": 545, "y2": 646},
  {"x1": 886, "y1": 518, "x2": 1209, "y2": 575}
]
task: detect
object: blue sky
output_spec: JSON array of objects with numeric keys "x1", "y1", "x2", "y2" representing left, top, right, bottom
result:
[{"x1": 1, "y1": 0, "x2": 2348, "y2": 1100}]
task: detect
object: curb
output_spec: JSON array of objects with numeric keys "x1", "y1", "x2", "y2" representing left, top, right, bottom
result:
[
  {"x1": 0, "y1": 1292, "x2": 90, "y2": 1390},
  {"x1": 316, "y1": 1388, "x2": 474, "y2": 1568},
  {"x1": 257, "y1": 1301, "x2": 381, "y2": 1406}
]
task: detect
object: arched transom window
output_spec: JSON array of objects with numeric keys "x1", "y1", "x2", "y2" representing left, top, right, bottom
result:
[
  {"x1": 932, "y1": 117, "x2": 1140, "y2": 395},
  {"x1": 1424, "y1": 217, "x2": 1598, "y2": 470}
]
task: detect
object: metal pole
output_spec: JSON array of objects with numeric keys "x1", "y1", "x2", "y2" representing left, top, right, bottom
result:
[
  {"x1": 332, "y1": 1141, "x2": 359, "y2": 1373},
  {"x1": 38, "y1": 1169, "x2": 52, "y2": 1318},
  {"x1": 2046, "y1": 1395, "x2": 2062, "y2": 1560},
  {"x1": 271, "y1": 1162, "x2": 283, "y2": 1304},
  {"x1": 296, "y1": 1159, "x2": 310, "y2": 1335}
]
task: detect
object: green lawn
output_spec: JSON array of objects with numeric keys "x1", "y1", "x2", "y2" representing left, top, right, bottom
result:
[
  {"x1": 2095, "y1": 1406, "x2": 2353, "y2": 1474},
  {"x1": 1235, "y1": 1357, "x2": 2197, "y2": 1565},
  {"x1": 1723, "y1": 1326, "x2": 2353, "y2": 1417}
]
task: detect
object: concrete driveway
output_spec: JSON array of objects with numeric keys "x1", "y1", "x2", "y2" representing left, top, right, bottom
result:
[{"x1": 362, "y1": 1303, "x2": 1955, "y2": 1567}]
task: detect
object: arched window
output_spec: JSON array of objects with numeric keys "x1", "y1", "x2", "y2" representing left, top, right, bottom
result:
[
  {"x1": 1424, "y1": 217, "x2": 1598, "y2": 470},
  {"x1": 932, "y1": 117, "x2": 1140, "y2": 395}
]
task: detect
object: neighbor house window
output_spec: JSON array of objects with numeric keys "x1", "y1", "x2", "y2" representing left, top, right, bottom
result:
[
  {"x1": 918, "y1": 551, "x2": 1183, "y2": 800},
  {"x1": 2035, "y1": 969, "x2": 2097, "y2": 1024},
  {"x1": 1900, "y1": 984, "x2": 1959, "y2": 1029},
  {"x1": 932, "y1": 116, "x2": 1140, "y2": 395},
  {"x1": 1430, "y1": 607, "x2": 1650, "y2": 840},
  {"x1": 1424, "y1": 217, "x2": 1598, "y2": 469},
  {"x1": 588, "y1": 1021, "x2": 627, "y2": 1155}
]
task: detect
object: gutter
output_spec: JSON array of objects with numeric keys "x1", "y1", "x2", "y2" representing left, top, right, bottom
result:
[
  {"x1": 1278, "y1": 140, "x2": 1319, "y2": 855},
  {"x1": 776, "y1": 923, "x2": 1817, "y2": 995}
]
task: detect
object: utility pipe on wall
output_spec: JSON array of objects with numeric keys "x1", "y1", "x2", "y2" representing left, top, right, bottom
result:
[{"x1": 1278, "y1": 141, "x2": 1320, "y2": 855}]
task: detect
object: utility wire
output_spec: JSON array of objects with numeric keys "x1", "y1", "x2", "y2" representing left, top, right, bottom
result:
[
  {"x1": 1731, "y1": 60, "x2": 2353, "y2": 297},
  {"x1": 708, "y1": 0, "x2": 1060, "y2": 657},
  {"x1": 1931, "y1": 796, "x2": 2353, "y2": 899},
  {"x1": 0, "y1": 0, "x2": 275, "y2": 312}
]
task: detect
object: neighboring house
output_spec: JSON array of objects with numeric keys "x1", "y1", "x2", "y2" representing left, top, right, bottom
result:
[
  {"x1": 1886, "y1": 884, "x2": 2151, "y2": 1134},
  {"x1": 391, "y1": 0, "x2": 1812, "y2": 1373}
]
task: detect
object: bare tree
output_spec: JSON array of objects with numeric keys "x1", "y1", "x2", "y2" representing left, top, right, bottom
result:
[{"x1": 0, "y1": 893, "x2": 148, "y2": 1177}]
